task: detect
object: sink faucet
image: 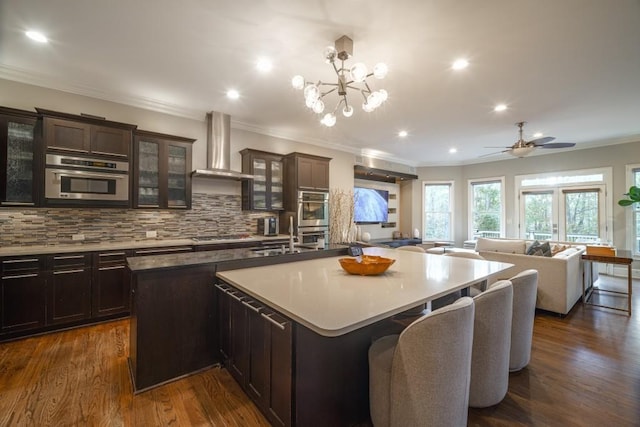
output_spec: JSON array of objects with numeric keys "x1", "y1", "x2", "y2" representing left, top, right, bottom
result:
[{"x1": 288, "y1": 215, "x2": 296, "y2": 253}]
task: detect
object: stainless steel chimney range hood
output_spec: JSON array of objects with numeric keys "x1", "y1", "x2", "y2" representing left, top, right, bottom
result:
[{"x1": 191, "y1": 111, "x2": 255, "y2": 180}]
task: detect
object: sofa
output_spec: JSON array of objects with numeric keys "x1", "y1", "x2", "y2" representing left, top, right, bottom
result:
[{"x1": 474, "y1": 238, "x2": 590, "y2": 315}]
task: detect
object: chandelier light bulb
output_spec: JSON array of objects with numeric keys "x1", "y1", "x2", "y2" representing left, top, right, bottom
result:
[
  {"x1": 312, "y1": 99, "x2": 325, "y2": 114},
  {"x1": 305, "y1": 96, "x2": 317, "y2": 108},
  {"x1": 321, "y1": 113, "x2": 336, "y2": 127},
  {"x1": 292, "y1": 75, "x2": 305, "y2": 90},
  {"x1": 303, "y1": 84, "x2": 320, "y2": 102},
  {"x1": 342, "y1": 105, "x2": 354, "y2": 117},
  {"x1": 362, "y1": 102, "x2": 374, "y2": 113},
  {"x1": 373, "y1": 63, "x2": 388, "y2": 79},
  {"x1": 350, "y1": 63, "x2": 368, "y2": 82},
  {"x1": 378, "y1": 89, "x2": 388, "y2": 102},
  {"x1": 324, "y1": 46, "x2": 337, "y2": 63}
]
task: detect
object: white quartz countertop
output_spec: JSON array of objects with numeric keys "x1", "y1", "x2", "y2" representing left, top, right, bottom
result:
[{"x1": 217, "y1": 247, "x2": 513, "y2": 337}]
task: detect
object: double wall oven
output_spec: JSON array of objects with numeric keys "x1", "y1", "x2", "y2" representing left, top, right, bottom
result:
[
  {"x1": 296, "y1": 190, "x2": 329, "y2": 245},
  {"x1": 44, "y1": 153, "x2": 129, "y2": 206}
]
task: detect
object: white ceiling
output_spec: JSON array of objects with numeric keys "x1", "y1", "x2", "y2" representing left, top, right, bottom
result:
[{"x1": 1, "y1": 0, "x2": 639, "y2": 166}]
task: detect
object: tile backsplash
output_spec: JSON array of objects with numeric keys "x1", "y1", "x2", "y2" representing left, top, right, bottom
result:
[{"x1": 0, "y1": 193, "x2": 274, "y2": 247}]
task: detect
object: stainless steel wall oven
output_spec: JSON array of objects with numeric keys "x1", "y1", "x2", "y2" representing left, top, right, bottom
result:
[
  {"x1": 44, "y1": 153, "x2": 129, "y2": 206},
  {"x1": 297, "y1": 190, "x2": 329, "y2": 227}
]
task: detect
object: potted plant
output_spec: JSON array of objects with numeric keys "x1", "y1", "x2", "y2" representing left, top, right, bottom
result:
[{"x1": 618, "y1": 185, "x2": 640, "y2": 206}]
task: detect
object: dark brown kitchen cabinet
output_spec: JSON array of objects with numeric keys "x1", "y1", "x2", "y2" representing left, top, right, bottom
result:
[
  {"x1": 217, "y1": 281, "x2": 293, "y2": 427},
  {"x1": 0, "y1": 107, "x2": 42, "y2": 207},
  {"x1": 46, "y1": 253, "x2": 92, "y2": 325},
  {"x1": 284, "y1": 152, "x2": 330, "y2": 191},
  {"x1": 92, "y1": 250, "x2": 132, "y2": 318},
  {"x1": 241, "y1": 149, "x2": 284, "y2": 211},
  {"x1": 133, "y1": 130, "x2": 194, "y2": 209},
  {"x1": 132, "y1": 246, "x2": 194, "y2": 257},
  {"x1": 0, "y1": 256, "x2": 46, "y2": 334},
  {"x1": 38, "y1": 108, "x2": 135, "y2": 159}
]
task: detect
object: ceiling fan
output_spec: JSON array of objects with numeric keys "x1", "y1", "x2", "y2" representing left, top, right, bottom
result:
[{"x1": 484, "y1": 122, "x2": 576, "y2": 158}]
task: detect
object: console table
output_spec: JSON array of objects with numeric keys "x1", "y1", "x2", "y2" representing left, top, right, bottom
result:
[{"x1": 582, "y1": 250, "x2": 633, "y2": 315}]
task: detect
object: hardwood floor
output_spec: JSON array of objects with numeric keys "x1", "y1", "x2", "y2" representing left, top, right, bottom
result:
[{"x1": 0, "y1": 274, "x2": 638, "y2": 426}]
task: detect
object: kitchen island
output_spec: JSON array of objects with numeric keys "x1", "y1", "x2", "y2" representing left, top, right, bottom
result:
[{"x1": 216, "y1": 247, "x2": 513, "y2": 426}]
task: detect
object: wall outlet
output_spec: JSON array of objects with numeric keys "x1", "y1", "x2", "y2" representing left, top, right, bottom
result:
[
  {"x1": 146, "y1": 230, "x2": 158, "y2": 238},
  {"x1": 72, "y1": 234, "x2": 85, "y2": 241}
]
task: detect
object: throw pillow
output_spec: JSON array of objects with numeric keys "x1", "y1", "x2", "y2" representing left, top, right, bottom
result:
[
  {"x1": 551, "y1": 243, "x2": 569, "y2": 256},
  {"x1": 527, "y1": 240, "x2": 552, "y2": 257}
]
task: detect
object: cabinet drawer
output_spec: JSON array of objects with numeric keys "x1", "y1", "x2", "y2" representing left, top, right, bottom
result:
[
  {"x1": 133, "y1": 246, "x2": 193, "y2": 256},
  {"x1": 1, "y1": 256, "x2": 44, "y2": 275},
  {"x1": 48, "y1": 253, "x2": 92, "y2": 269},
  {"x1": 95, "y1": 250, "x2": 130, "y2": 266}
]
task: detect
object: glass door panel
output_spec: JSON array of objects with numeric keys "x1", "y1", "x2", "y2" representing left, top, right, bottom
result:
[
  {"x1": 252, "y1": 158, "x2": 267, "y2": 209},
  {"x1": 560, "y1": 189, "x2": 603, "y2": 243},
  {"x1": 167, "y1": 144, "x2": 187, "y2": 207},
  {"x1": 138, "y1": 140, "x2": 159, "y2": 206},
  {"x1": 270, "y1": 160, "x2": 283, "y2": 210},
  {"x1": 5, "y1": 121, "x2": 36, "y2": 204},
  {"x1": 521, "y1": 191, "x2": 555, "y2": 240}
]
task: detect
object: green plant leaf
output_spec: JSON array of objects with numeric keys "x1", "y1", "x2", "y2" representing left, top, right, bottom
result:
[
  {"x1": 618, "y1": 199, "x2": 635, "y2": 206},
  {"x1": 628, "y1": 185, "x2": 640, "y2": 200}
]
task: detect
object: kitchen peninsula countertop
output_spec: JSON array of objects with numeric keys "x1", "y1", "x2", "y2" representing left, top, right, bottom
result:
[
  {"x1": 0, "y1": 234, "x2": 295, "y2": 257},
  {"x1": 217, "y1": 246, "x2": 514, "y2": 337}
]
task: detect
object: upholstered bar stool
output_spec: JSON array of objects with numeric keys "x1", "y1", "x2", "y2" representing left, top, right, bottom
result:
[
  {"x1": 469, "y1": 280, "x2": 513, "y2": 408},
  {"x1": 508, "y1": 269, "x2": 538, "y2": 371},
  {"x1": 368, "y1": 297, "x2": 475, "y2": 427}
]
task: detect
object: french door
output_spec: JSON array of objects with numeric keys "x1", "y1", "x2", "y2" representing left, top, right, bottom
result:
[{"x1": 519, "y1": 185, "x2": 606, "y2": 243}]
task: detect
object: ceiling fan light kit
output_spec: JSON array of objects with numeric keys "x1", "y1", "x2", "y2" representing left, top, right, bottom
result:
[{"x1": 291, "y1": 35, "x2": 388, "y2": 127}]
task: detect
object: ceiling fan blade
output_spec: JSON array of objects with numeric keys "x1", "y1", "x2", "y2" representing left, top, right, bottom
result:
[
  {"x1": 484, "y1": 146, "x2": 513, "y2": 149},
  {"x1": 538, "y1": 142, "x2": 576, "y2": 149},
  {"x1": 530, "y1": 136, "x2": 556, "y2": 146},
  {"x1": 479, "y1": 150, "x2": 509, "y2": 158}
]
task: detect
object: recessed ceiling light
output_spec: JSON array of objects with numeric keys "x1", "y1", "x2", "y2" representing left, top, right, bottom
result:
[
  {"x1": 449, "y1": 148, "x2": 457, "y2": 154},
  {"x1": 25, "y1": 30, "x2": 48, "y2": 43},
  {"x1": 226, "y1": 89, "x2": 240, "y2": 100},
  {"x1": 398, "y1": 130, "x2": 408, "y2": 138},
  {"x1": 533, "y1": 132, "x2": 543, "y2": 138},
  {"x1": 256, "y1": 58, "x2": 272, "y2": 72},
  {"x1": 452, "y1": 59, "x2": 469, "y2": 70},
  {"x1": 494, "y1": 104, "x2": 507, "y2": 112}
]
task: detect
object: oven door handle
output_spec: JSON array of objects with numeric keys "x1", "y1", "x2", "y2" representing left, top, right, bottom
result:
[{"x1": 48, "y1": 169, "x2": 126, "y2": 179}]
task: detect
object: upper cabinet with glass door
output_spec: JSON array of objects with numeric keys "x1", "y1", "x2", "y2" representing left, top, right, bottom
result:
[
  {"x1": 133, "y1": 130, "x2": 194, "y2": 209},
  {"x1": 0, "y1": 107, "x2": 41, "y2": 207},
  {"x1": 240, "y1": 149, "x2": 284, "y2": 211}
]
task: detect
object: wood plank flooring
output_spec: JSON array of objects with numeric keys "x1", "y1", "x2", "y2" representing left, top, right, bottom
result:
[{"x1": 0, "y1": 274, "x2": 638, "y2": 426}]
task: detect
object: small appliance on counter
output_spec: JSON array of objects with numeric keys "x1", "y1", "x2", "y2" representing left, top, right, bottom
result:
[{"x1": 257, "y1": 217, "x2": 279, "y2": 236}]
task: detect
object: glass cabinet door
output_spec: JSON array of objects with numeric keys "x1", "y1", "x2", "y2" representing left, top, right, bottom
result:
[
  {"x1": 137, "y1": 140, "x2": 160, "y2": 207},
  {"x1": 167, "y1": 144, "x2": 187, "y2": 208},
  {"x1": 252, "y1": 158, "x2": 267, "y2": 209},
  {"x1": 2, "y1": 117, "x2": 37, "y2": 206},
  {"x1": 270, "y1": 160, "x2": 283, "y2": 210}
]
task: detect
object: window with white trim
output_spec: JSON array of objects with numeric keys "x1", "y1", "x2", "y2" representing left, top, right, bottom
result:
[
  {"x1": 423, "y1": 181, "x2": 454, "y2": 241},
  {"x1": 626, "y1": 165, "x2": 640, "y2": 256},
  {"x1": 468, "y1": 178, "x2": 505, "y2": 239}
]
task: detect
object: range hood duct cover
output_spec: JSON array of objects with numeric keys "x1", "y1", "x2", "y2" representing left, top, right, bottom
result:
[{"x1": 192, "y1": 111, "x2": 255, "y2": 180}]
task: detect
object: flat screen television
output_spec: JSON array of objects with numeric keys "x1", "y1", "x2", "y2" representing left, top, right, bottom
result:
[{"x1": 354, "y1": 187, "x2": 389, "y2": 224}]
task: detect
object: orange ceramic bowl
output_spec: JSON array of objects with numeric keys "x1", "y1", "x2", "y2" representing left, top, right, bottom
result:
[{"x1": 339, "y1": 255, "x2": 396, "y2": 276}]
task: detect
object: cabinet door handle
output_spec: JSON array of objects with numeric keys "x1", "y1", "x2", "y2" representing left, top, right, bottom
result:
[
  {"x1": 227, "y1": 292, "x2": 246, "y2": 302},
  {"x1": 242, "y1": 300, "x2": 262, "y2": 313},
  {"x1": 3, "y1": 258, "x2": 39, "y2": 264},
  {"x1": 260, "y1": 312, "x2": 287, "y2": 330},
  {"x1": 98, "y1": 265, "x2": 125, "y2": 271},
  {"x1": 53, "y1": 269, "x2": 86, "y2": 275},
  {"x1": 1, "y1": 202, "x2": 36, "y2": 206},
  {"x1": 214, "y1": 284, "x2": 230, "y2": 293},
  {"x1": 53, "y1": 255, "x2": 86, "y2": 260},
  {"x1": 2, "y1": 273, "x2": 39, "y2": 279},
  {"x1": 99, "y1": 252, "x2": 126, "y2": 257}
]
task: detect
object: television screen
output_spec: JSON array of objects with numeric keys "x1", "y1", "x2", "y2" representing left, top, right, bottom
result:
[{"x1": 354, "y1": 187, "x2": 389, "y2": 223}]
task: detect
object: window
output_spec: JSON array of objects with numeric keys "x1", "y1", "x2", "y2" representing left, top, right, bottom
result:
[
  {"x1": 423, "y1": 181, "x2": 454, "y2": 241},
  {"x1": 626, "y1": 165, "x2": 640, "y2": 256},
  {"x1": 469, "y1": 178, "x2": 504, "y2": 239}
]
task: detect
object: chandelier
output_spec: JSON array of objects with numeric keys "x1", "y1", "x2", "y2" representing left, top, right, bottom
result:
[{"x1": 291, "y1": 35, "x2": 388, "y2": 127}]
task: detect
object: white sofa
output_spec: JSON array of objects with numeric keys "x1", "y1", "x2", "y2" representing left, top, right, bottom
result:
[{"x1": 474, "y1": 238, "x2": 589, "y2": 315}]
